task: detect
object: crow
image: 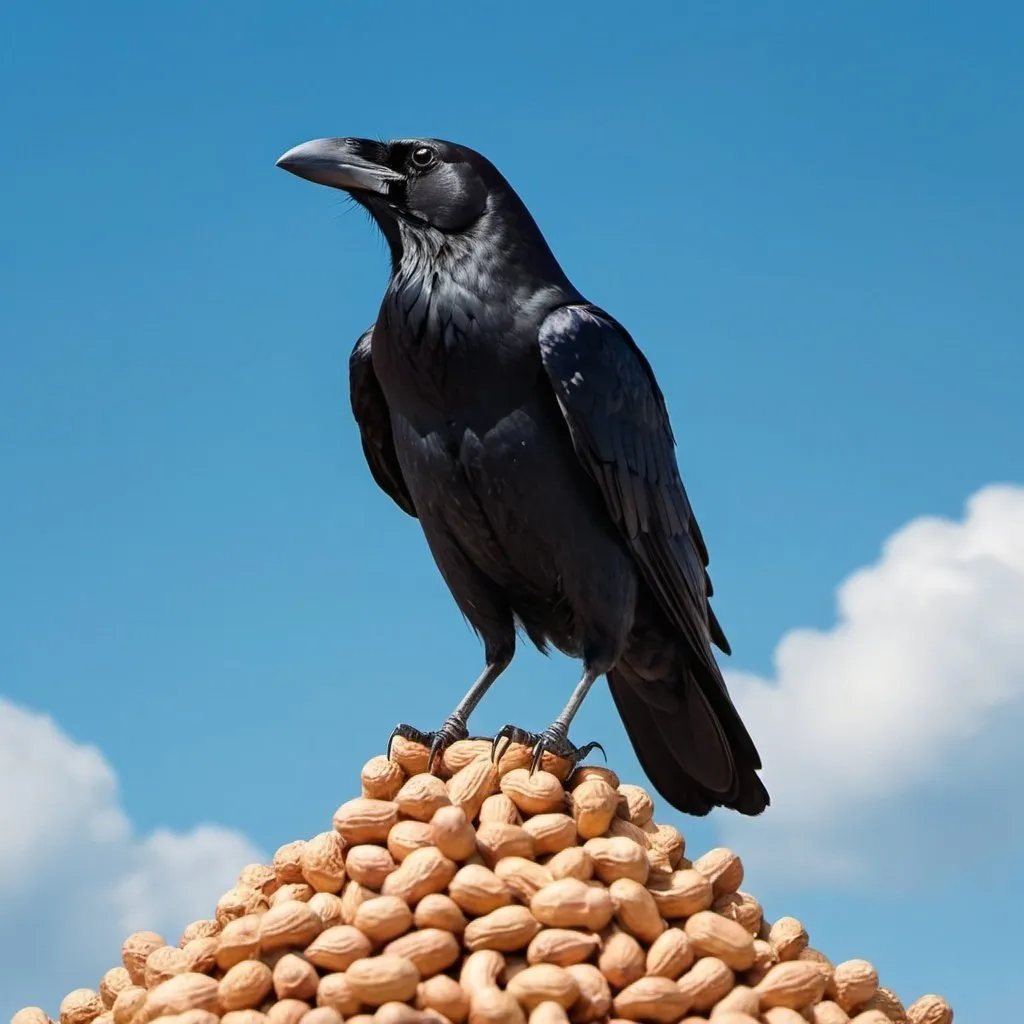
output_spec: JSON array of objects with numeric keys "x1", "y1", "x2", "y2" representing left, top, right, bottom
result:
[{"x1": 276, "y1": 137, "x2": 769, "y2": 816}]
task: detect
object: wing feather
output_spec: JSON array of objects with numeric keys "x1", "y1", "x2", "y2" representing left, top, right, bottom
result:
[
  {"x1": 349, "y1": 326, "x2": 417, "y2": 518},
  {"x1": 537, "y1": 303, "x2": 731, "y2": 664}
]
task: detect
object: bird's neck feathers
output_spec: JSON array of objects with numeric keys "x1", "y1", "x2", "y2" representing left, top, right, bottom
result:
[{"x1": 384, "y1": 187, "x2": 573, "y2": 301}]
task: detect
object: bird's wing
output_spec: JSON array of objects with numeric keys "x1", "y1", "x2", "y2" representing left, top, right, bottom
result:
[
  {"x1": 349, "y1": 326, "x2": 417, "y2": 518},
  {"x1": 537, "y1": 303, "x2": 730, "y2": 659}
]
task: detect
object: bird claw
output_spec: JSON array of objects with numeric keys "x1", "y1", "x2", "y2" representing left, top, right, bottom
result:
[
  {"x1": 490, "y1": 724, "x2": 535, "y2": 765},
  {"x1": 491, "y1": 723, "x2": 606, "y2": 773},
  {"x1": 388, "y1": 717, "x2": 469, "y2": 773}
]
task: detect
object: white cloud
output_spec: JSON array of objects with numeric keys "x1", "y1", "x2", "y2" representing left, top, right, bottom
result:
[
  {"x1": 0, "y1": 699, "x2": 264, "y2": 1020},
  {"x1": 719, "y1": 484, "x2": 1024, "y2": 886}
]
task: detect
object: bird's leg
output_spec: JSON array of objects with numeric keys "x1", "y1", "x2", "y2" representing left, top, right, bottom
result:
[
  {"x1": 389, "y1": 642, "x2": 513, "y2": 771},
  {"x1": 492, "y1": 666, "x2": 606, "y2": 771}
]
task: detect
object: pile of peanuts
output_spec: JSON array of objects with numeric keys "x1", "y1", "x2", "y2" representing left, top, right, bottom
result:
[{"x1": 14, "y1": 738, "x2": 954, "y2": 1024}]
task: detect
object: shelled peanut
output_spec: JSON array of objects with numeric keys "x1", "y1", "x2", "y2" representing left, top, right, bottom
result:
[{"x1": 17, "y1": 737, "x2": 953, "y2": 1024}]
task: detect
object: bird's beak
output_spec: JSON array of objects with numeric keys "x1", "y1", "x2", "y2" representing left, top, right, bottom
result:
[{"x1": 275, "y1": 138, "x2": 403, "y2": 194}]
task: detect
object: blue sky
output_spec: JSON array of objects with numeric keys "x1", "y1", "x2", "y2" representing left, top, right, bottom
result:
[{"x1": 2, "y1": 2, "x2": 1022, "y2": 1019}]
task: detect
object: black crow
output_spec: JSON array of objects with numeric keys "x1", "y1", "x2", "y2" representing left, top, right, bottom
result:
[{"x1": 277, "y1": 137, "x2": 769, "y2": 816}]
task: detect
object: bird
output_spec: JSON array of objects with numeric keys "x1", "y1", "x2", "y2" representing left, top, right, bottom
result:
[{"x1": 276, "y1": 136, "x2": 769, "y2": 816}]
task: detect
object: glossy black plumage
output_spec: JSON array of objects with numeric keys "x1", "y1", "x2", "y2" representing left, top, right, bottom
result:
[{"x1": 278, "y1": 136, "x2": 769, "y2": 816}]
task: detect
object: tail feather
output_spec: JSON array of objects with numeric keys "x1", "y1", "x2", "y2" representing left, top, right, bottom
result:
[{"x1": 608, "y1": 661, "x2": 770, "y2": 817}]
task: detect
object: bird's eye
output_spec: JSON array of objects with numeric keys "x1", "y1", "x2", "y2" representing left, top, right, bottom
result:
[{"x1": 411, "y1": 146, "x2": 436, "y2": 169}]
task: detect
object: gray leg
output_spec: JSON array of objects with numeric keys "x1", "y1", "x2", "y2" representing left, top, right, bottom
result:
[
  {"x1": 492, "y1": 664, "x2": 606, "y2": 771},
  {"x1": 390, "y1": 638, "x2": 514, "y2": 769}
]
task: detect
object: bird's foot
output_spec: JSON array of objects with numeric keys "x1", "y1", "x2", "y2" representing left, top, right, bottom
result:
[
  {"x1": 388, "y1": 716, "x2": 470, "y2": 773},
  {"x1": 491, "y1": 723, "x2": 605, "y2": 773}
]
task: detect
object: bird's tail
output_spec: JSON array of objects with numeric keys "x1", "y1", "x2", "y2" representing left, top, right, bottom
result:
[{"x1": 607, "y1": 654, "x2": 769, "y2": 817}]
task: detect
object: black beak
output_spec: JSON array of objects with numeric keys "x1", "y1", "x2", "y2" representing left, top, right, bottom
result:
[{"x1": 275, "y1": 138, "x2": 403, "y2": 194}]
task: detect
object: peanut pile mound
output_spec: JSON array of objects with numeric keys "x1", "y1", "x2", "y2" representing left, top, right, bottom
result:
[{"x1": 14, "y1": 737, "x2": 953, "y2": 1024}]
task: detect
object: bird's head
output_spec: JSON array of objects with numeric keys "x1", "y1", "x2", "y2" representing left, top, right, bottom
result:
[
  {"x1": 277, "y1": 136, "x2": 495, "y2": 240},
  {"x1": 276, "y1": 136, "x2": 564, "y2": 280}
]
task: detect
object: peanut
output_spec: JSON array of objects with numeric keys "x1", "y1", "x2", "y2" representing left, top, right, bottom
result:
[
  {"x1": 463, "y1": 905, "x2": 543, "y2": 952},
  {"x1": 608, "y1": 878, "x2": 665, "y2": 944},
  {"x1": 570, "y1": 780, "x2": 618, "y2": 839},
  {"x1": 811, "y1": 1003, "x2": 851, "y2": 1024},
  {"x1": 389, "y1": 737, "x2": 432, "y2": 776},
  {"x1": 271, "y1": 883, "x2": 315, "y2": 906},
  {"x1": 300, "y1": 832, "x2": 348, "y2": 894},
  {"x1": 612, "y1": 976, "x2": 689, "y2": 1023},
  {"x1": 647, "y1": 869, "x2": 713, "y2": 919},
  {"x1": 568, "y1": 766, "x2": 620, "y2": 790},
  {"x1": 683, "y1": 911, "x2": 755, "y2": 971},
  {"x1": 565, "y1": 963, "x2": 611, "y2": 1023},
  {"x1": 347, "y1": 844, "x2": 399, "y2": 889},
  {"x1": 768, "y1": 918, "x2": 808, "y2": 962},
  {"x1": 99, "y1": 969, "x2": 133, "y2": 1009},
  {"x1": 523, "y1": 814, "x2": 578, "y2": 855},
  {"x1": 459, "y1": 949, "x2": 507, "y2": 995},
  {"x1": 906, "y1": 995, "x2": 953, "y2": 1024},
  {"x1": 479, "y1": 794, "x2": 522, "y2": 825},
  {"x1": 500, "y1": 770, "x2": 566, "y2": 815},
  {"x1": 414, "y1": 892, "x2": 469, "y2": 934},
  {"x1": 260, "y1": 900, "x2": 323, "y2": 952},
  {"x1": 144, "y1": 946, "x2": 190, "y2": 988},
  {"x1": 383, "y1": 846, "x2": 459, "y2": 905},
  {"x1": 388, "y1": 820, "x2": 436, "y2": 862},
  {"x1": 527, "y1": 929, "x2": 601, "y2": 967},
  {"x1": 450, "y1": 863, "x2": 513, "y2": 915},
  {"x1": 447, "y1": 758, "x2": 500, "y2": 821},
  {"x1": 144, "y1": 974, "x2": 220, "y2": 1017},
  {"x1": 59, "y1": 992, "x2": 103, "y2": 1024},
  {"x1": 469, "y1": 988, "x2": 525, "y2": 1024},
  {"x1": 362, "y1": 756, "x2": 406, "y2": 800},
  {"x1": 645, "y1": 928, "x2": 693, "y2": 980},
  {"x1": 316, "y1": 973, "x2": 360, "y2": 1016},
  {"x1": 310, "y1": 891, "x2": 349, "y2": 924},
  {"x1": 677, "y1": 957, "x2": 734, "y2": 1013},
  {"x1": 755, "y1": 962, "x2": 828, "y2": 1011},
  {"x1": 585, "y1": 838, "x2": 649, "y2": 885},
  {"x1": 440, "y1": 740, "x2": 493, "y2": 776},
  {"x1": 182, "y1": 937, "x2": 218, "y2": 975},
  {"x1": 220, "y1": 961, "x2": 274, "y2": 1011},
  {"x1": 266, "y1": 1004, "x2": 310, "y2": 1024},
  {"x1": 616, "y1": 786, "x2": 654, "y2": 826},
  {"x1": 333, "y1": 798, "x2": 400, "y2": 845},
  {"x1": 354, "y1": 895, "x2": 415, "y2": 943},
  {"x1": 712, "y1": 893, "x2": 763, "y2": 936},
  {"x1": 530, "y1": 879, "x2": 613, "y2": 931},
  {"x1": 303, "y1": 924, "x2": 373, "y2": 972},
  {"x1": 545, "y1": 848, "x2": 593, "y2": 881},
  {"x1": 122, "y1": 933, "x2": 166, "y2": 986},
  {"x1": 507, "y1": 964, "x2": 580, "y2": 1011},
  {"x1": 476, "y1": 822, "x2": 536, "y2": 867},
  {"x1": 272, "y1": 954, "x2": 319, "y2": 1001},
  {"x1": 598, "y1": 929, "x2": 645, "y2": 991},
  {"x1": 273, "y1": 842, "x2": 308, "y2": 885},
  {"x1": 396, "y1": 774, "x2": 452, "y2": 821},
  {"x1": 346, "y1": 955, "x2": 421, "y2": 1006},
  {"x1": 430, "y1": 805, "x2": 478, "y2": 861},
  {"x1": 384, "y1": 929, "x2": 461, "y2": 977},
  {"x1": 495, "y1": 857, "x2": 553, "y2": 903},
  {"x1": 417, "y1": 974, "x2": 470, "y2": 1024},
  {"x1": 692, "y1": 849, "x2": 743, "y2": 897}
]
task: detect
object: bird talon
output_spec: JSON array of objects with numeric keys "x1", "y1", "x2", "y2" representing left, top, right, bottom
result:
[
  {"x1": 389, "y1": 718, "x2": 468, "y2": 773},
  {"x1": 491, "y1": 724, "x2": 533, "y2": 763},
  {"x1": 526, "y1": 728, "x2": 604, "y2": 773}
]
